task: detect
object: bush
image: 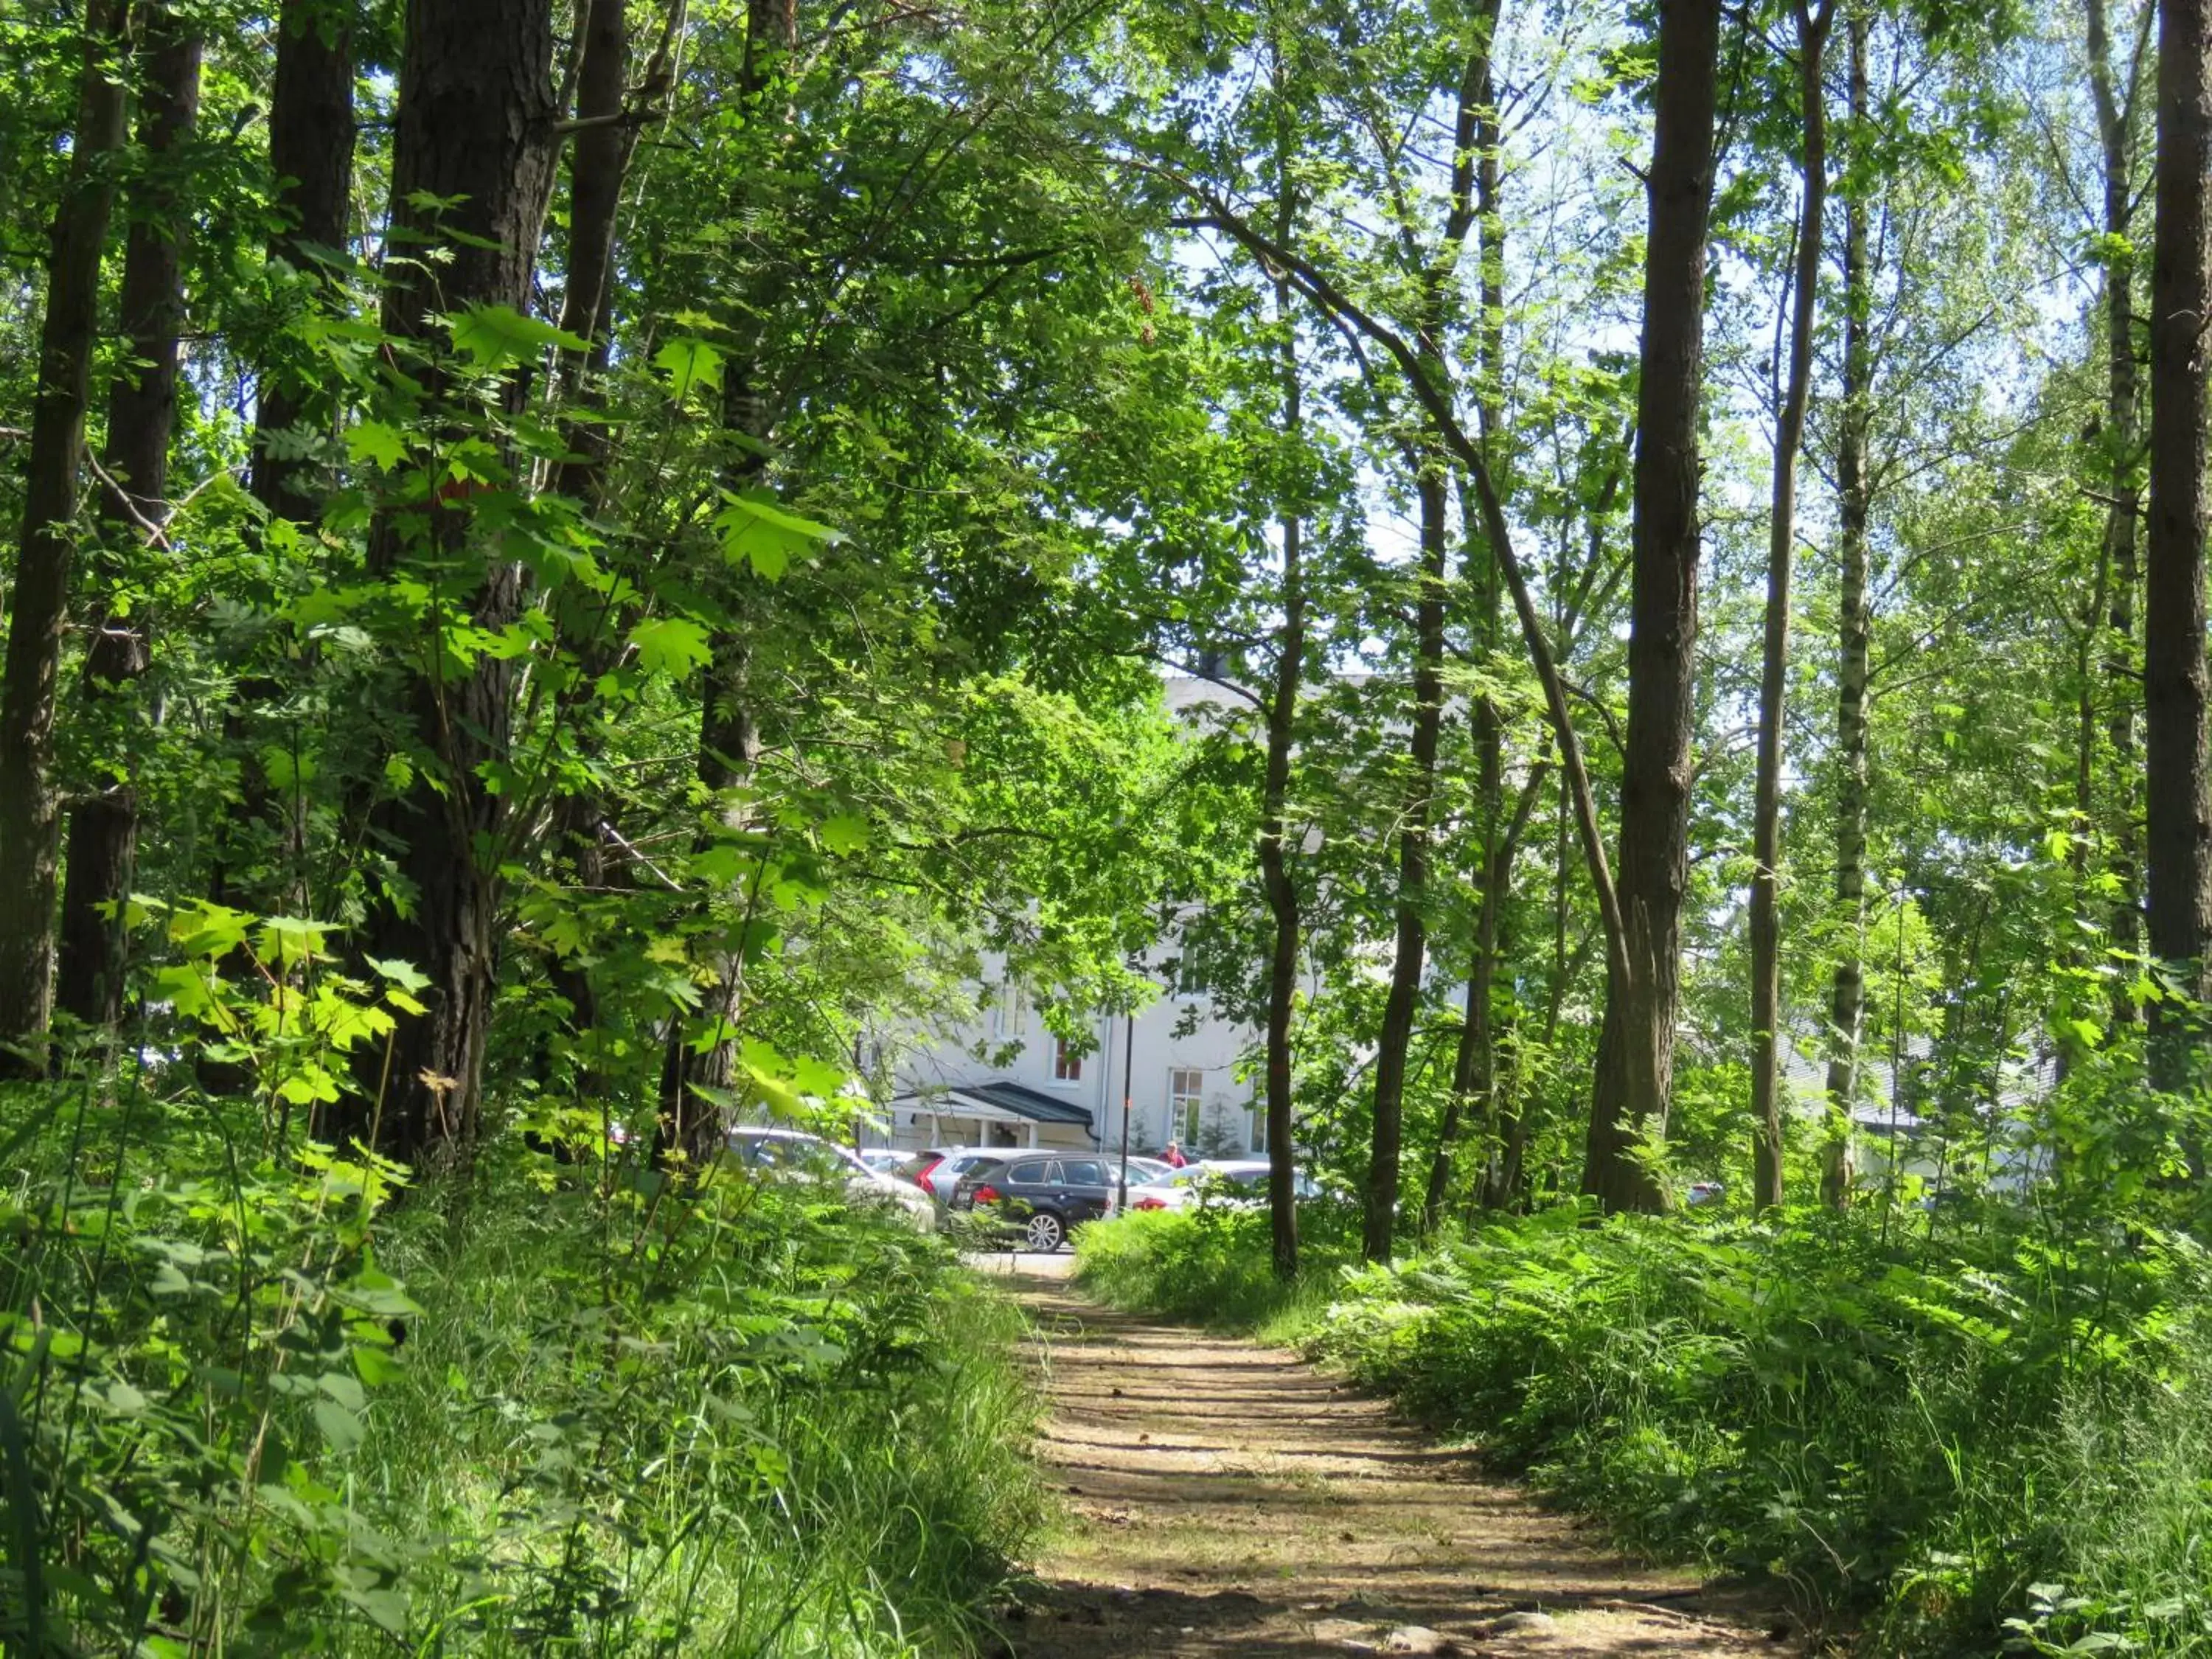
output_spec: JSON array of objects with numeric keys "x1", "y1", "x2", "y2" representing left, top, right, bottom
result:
[
  {"x1": 1075, "y1": 1197, "x2": 2212, "y2": 1656},
  {"x1": 1, "y1": 1073, "x2": 1040, "y2": 1655}
]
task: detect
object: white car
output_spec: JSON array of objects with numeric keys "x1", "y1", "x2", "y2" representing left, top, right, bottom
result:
[
  {"x1": 1124, "y1": 1159, "x2": 1317, "y2": 1212},
  {"x1": 726, "y1": 1127, "x2": 936, "y2": 1231}
]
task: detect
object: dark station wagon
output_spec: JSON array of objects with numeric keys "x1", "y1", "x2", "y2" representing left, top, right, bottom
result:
[{"x1": 948, "y1": 1152, "x2": 1116, "y2": 1252}]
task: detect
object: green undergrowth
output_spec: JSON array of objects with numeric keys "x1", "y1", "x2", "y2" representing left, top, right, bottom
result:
[
  {"x1": 1, "y1": 1076, "x2": 1042, "y2": 1655},
  {"x1": 1074, "y1": 1200, "x2": 2212, "y2": 1657}
]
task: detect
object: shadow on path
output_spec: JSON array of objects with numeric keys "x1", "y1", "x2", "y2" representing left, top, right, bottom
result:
[{"x1": 990, "y1": 1267, "x2": 1801, "y2": 1659}]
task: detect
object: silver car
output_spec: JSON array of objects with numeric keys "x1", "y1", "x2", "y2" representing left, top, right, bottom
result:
[{"x1": 727, "y1": 1127, "x2": 936, "y2": 1231}]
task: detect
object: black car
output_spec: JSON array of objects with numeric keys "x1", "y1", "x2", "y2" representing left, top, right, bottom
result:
[{"x1": 950, "y1": 1152, "x2": 1115, "y2": 1251}]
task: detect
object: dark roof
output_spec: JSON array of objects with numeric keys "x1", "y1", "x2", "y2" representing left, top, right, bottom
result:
[{"x1": 959, "y1": 1080, "x2": 1094, "y2": 1129}]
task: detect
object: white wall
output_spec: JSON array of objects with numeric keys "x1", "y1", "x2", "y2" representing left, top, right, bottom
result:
[{"x1": 888, "y1": 954, "x2": 1260, "y2": 1156}]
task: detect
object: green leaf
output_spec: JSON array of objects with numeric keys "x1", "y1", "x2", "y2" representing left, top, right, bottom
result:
[
  {"x1": 627, "y1": 616, "x2": 714, "y2": 676},
  {"x1": 313, "y1": 1397, "x2": 364, "y2": 1453},
  {"x1": 818, "y1": 814, "x2": 869, "y2": 855},
  {"x1": 653, "y1": 335, "x2": 724, "y2": 398},
  {"x1": 712, "y1": 491, "x2": 839, "y2": 580},
  {"x1": 345, "y1": 420, "x2": 406, "y2": 472},
  {"x1": 318, "y1": 1372, "x2": 366, "y2": 1412},
  {"x1": 449, "y1": 302, "x2": 588, "y2": 368}
]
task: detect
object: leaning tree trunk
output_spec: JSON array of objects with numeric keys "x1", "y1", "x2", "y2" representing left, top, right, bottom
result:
[
  {"x1": 2146, "y1": 0, "x2": 2212, "y2": 1097},
  {"x1": 1750, "y1": 0, "x2": 1832, "y2": 1213},
  {"x1": 0, "y1": 0, "x2": 132, "y2": 1077},
  {"x1": 55, "y1": 10, "x2": 203, "y2": 1036},
  {"x1": 1820, "y1": 10, "x2": 1872, "y2": 1209},
  {"x1": 1581, "y1": 0, "x2": 1724, "y2": 1211},
  {"x1": 346, "y1": 0, "x2": 560, "y2": 1161}
]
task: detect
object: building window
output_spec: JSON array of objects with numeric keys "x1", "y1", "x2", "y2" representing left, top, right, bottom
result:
[
  {"x1": 1169, "y1": 1067, "x2": 1204, "y2": 1143},
  {"x1": 1053, "y1": 1036, "x2": 1082, "y2": 1082},
  {"x1": 990, "y1": 982, "x2": 1023, "y2": 1039},
  {"x1": 1175, "y1": 947, "x2": 1205, "y2": 998}
]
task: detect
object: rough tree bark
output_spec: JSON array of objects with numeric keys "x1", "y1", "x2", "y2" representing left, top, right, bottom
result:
[
  {"x1": 346, "y1": 0, "x2": 560, "y2": 1159},
  {"x1": 1750, "y1": 0, "x2": 1833, "y2": 1213},
  {"x1": 1820, "y1": 10, "x2": 1871, "y2": 1208},
  {"x1": 253, "y1": 0, "x2": 355, "y2": 526},
  {"x1": 0, "y1": 0, "x2": 133, "y2": 1076},
  {"x1": 2146, "y1": 0, "x2": 2212, "y2": 1094},
  {"x1": 1580, "y1": 0, "x2": 1724, "y2": 1211},
  {"x1": 55, "y1": 8, "x2": 203, "y2": 1035}
]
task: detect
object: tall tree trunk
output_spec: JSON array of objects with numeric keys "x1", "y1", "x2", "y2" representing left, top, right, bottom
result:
[
  {"x1": 0, "y1": 0, "x2": 133, "y2": 1076},
  {"x1": 54, "y1": 8, "x2": 202, "y2": 1036},
  {"x1": 1363, "y1": 465, "x2": 1447, "y2": 1262},
  {"x1": 544, "y1": 0, "x2": 639, "y2": 1091},
  {"x1": 252, "y1": 0, "x2": 355, "y2": 526},
  {"x1": 208, "y1": 0, "x2": 355, "y2": 952},
  {"x1": 347, "y1": 0, "x2": 560, "y2": 1160},
  {"x1": 1258, "y1": 50, "x2": 1305, "y2": 1279},
  {"x1": 1821, "y1": 10, "x2": 1872, "y2": 1208},
  {"x1": 1581, "y1": 0, "x2": 1723, "y2": 1211},
  {"x1": 2146, "y1": 0, "x2": 2212, "y2": 1094},
  {"x1": 1750, "y1": 0, "x2": 1832, "y2": 1213},
  {"x1": 1360, "y1": 1, "x2": 1495, "y2": 1264},
  {"x1": 2090, "y1": 0, "x2": 2147, "y2": 1020},
  {"x1": 1422, "y1": 68, "x2": 1505, "y2": 1236},
  {"x1": 1257, "y1": 465, "x2": 1304, "y2": 1281},
  {"x1": 658, "y1": 0, "x2": 796, "y2": 1163}
]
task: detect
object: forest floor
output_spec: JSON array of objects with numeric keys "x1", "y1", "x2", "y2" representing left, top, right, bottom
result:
[{"x1": 975, "y1": 1252, "x2": 1806, "y2": 1659}]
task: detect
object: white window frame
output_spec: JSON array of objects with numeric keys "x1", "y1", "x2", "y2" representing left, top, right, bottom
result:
[
  {"x1": 1053, "y1": 1034, "x2": 1083, "y2": 1083},
  {"x1": 1169, "y1": 1066, "x2": 1204, "y2": 1144}
]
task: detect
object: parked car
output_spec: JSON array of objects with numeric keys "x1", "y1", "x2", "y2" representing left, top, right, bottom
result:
[
  {"x1": 949, "y1": 1152, "x2": 1119, "y2": 1251},
  {"x1": 1125, "y1": 1159, "x2": 1318, "y2": 1212},
  {"x1": 726, "y1": 1127, "x2": 936, "y2": 1231},
  {"x1": 1683, "y1": 1180, "x2": 1725, "y2": 1208},
  {"x1": 1111, "y1": 1155, "x2": 1173, "y2": 1186},
  {"x1": 855, "y1": 1148, "x2": 908, "y2": 1175},
  {"x1": 922, "y1": 1147, "x2": 1016, "y2": 1203}
]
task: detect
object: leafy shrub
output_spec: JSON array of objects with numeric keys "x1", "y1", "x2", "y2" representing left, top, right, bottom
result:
[
  {"x1": 1, "y1": 1054, "x2": 1039, "y2": 1655},
  {"x1": 1077, "y1": 1199, "x2": 2212, "y2": 1655}
]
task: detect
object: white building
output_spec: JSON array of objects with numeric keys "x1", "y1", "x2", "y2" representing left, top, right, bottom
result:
[{"x1": 881, "y1": 956, "x2": 1265, "y2": 1156}]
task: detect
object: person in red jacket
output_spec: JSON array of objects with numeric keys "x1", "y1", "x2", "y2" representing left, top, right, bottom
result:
[{"x1": 1163, "y1": 1141, "x2": 1188, "y2": 1168}]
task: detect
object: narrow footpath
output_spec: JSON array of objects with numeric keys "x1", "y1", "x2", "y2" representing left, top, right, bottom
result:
[{"x1": 980, "y1": 1253, "x2": 1801, "y2": 1659}]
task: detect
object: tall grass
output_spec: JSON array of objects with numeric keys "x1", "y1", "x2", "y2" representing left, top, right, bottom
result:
[
  {"x1": 1, "y1": 1076, "x2": 1042, "y2": 1655},
  {"x1": 1074, "y1": 1200, "x2": 2212, "y2": 1656}
]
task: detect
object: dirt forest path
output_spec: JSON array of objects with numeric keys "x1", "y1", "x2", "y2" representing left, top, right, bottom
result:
[{"x1": 979, "y1": 1255, "x2": 1802, "y2": 1659}]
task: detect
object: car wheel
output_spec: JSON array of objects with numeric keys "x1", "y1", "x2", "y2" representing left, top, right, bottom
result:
[{"x1": 1023, "y1": 1211, "x2": 1065, "y2": 1253}]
